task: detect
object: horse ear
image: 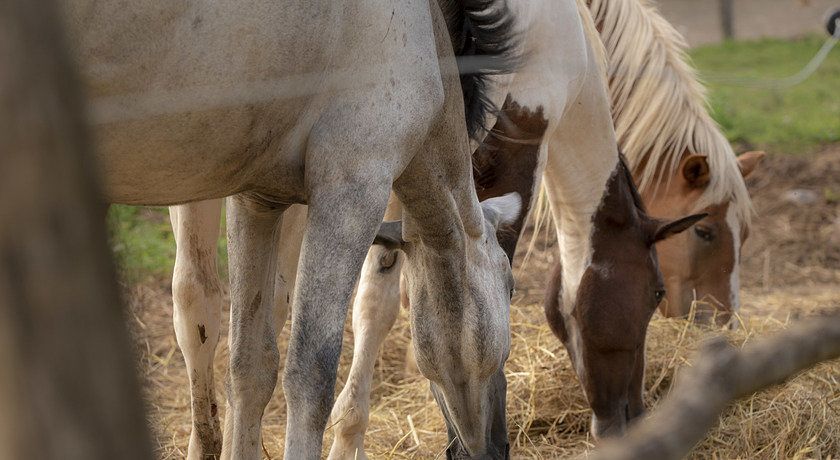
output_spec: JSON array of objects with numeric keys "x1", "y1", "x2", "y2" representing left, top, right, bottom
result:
[
  {"x1": 373, "y1": 221, "x2": 405, "y2": 250},
  {"x1": 480, "y1": 192, "x2": 522, "y2": 231},
  {"x1": 682, "y1": 154, "x2": 710, "y2": 188},
  {"x1": 650, "y1": 213, "x2": 708, "y2": 243},
  {"x1": 738, "y1": 151, "x2": 766, "y2": 178}
]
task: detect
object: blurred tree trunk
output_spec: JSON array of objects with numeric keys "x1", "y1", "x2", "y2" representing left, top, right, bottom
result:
[
  {"x1": 720, "y1": 0, "x2": 734, "y2": 39},
  {"x1": 0, "y1": 0, "x2": 152, "y2": 459}
]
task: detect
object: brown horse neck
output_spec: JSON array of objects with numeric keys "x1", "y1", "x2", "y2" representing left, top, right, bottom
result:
[
  {"x1": 594, "y1": 155, "x2": 648, "y2": 231},
  {"x1": 472, "y1": 96, "x2": 548, "y2": 260}
]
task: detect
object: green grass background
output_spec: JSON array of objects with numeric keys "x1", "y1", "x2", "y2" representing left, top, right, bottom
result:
[
  {"x1": 108, "y1": 205, "x2": 228, "y2": 281},
  {"x1": 108, "y1": 36, "x2": 840, "y2": 279},
  {"x1": 692, "y1": 35, "x2": 840, "y2": 153}
]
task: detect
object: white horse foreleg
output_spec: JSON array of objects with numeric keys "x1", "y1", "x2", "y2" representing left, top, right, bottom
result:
[
  {"x1": 328, "y1": 244, "x2": 403, "y2": 460},
  {"x1": 329, "y1": 196, "x2": 403, "y2": 460},
  {"x1": 221, "y1": 196, "x2": 283, "y2": 460},
  {"x1": 169, "y1": 199, "x2": 224, "y2": 460},
  {"x1": 283, "y1": 181, "x2": 392, "y2": 460}
]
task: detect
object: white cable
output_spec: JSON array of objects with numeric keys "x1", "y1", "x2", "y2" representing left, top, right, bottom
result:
[{"x1": 701, "y1": 18, "x2": 840, "y2": 89}]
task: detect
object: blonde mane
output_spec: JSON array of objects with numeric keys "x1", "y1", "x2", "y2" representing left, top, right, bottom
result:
[{"x1": 588, "y1": 0, "x2": 753, "y2": 225}]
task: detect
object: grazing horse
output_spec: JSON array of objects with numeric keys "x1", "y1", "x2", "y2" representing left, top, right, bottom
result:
[
  {"x1": 275, "y1": 0, "x2": 702, "y2": 454},
  {"x1": 332, "y1": 0, "x2": 770, "y2": 449},
  {"x1": 586, "y1": 0, "x2": 765, "y2": 325},
  {"x1": 168, "y1": 0, "x2": 738, "y2": 455},
  {"x1": 63, "y1": 0, "x2": 522, "y2": 458}
]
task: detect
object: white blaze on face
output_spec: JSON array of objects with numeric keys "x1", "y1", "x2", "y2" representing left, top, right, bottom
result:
[{"x1": 726, "y1": 205, "x2": 741, "y2": 312}]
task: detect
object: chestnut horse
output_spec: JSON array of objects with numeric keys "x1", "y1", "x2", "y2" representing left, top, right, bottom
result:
[{"x1": 585, "y1": 0, "x2": 765, "y2": 325}]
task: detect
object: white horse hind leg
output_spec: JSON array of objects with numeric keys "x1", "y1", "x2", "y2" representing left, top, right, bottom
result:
[
  {"x1": 273, "y1": 203, "x2": 307, "y2": 337},
  {"x1": 328, "y1": 244, "x2": 403, "y2": 460},
  {"x1": 222, "y1": 196, "x2": 284, "y2": 460},
  {"x1": 169, "y1": 199, "x2": 224, "y2": 460},
  {"x1": 218, "y1": 203, "x2": 307, "y2": 455}
]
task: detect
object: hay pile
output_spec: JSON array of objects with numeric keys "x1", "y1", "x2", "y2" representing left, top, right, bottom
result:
[
  {"x1": 129, "y1": 274, "x2": 840, "y2": 459},
  {"x1": 124, "y1": 147, "x2": 840, "y2": 458}
]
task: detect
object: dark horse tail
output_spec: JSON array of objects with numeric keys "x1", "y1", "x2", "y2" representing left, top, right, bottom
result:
[{"x1": 440, "y1": 0, "x2": 522, "y2": 140}]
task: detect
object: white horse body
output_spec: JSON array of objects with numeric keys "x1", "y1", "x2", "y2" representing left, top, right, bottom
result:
[
  {"x1": 506, "y1": 0, "x2": 616, "y2": 315},
  {"x1": 63, "y1": 0, "x2": 524, "y2": 458},
  {"x1": 64, "y1": 0, "x2": 441, "y2": 205}
]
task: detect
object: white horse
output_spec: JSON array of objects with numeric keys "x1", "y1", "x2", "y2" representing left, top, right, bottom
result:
[
  {"x1": 168, "y1": 0, "x2": 705, "y2": 458},
  {"x1": 62, "y1": 0, "x2": 522, "y2": 458}
]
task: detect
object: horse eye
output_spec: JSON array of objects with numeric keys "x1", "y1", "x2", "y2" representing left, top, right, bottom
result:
[
  {"x1": 694, "y1": 225, "x2": 715, "y2": 242},
  {"x1": 655, "y1": 289, "x2": 666, "y2": 305}
]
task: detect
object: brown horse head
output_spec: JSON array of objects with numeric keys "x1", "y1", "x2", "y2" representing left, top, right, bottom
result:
[
  {"x1": 544, "y1": 157, "x2": 705, "y2": 439},
  {"x1": 640, "y1": 151, "x2": 765, "y2": 326}
]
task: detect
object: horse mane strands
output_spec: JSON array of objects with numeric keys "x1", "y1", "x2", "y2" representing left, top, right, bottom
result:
[
  {"x1": 519, "y1": 181, "x2": 554, "y2": 273},
  {"x1": 587, "y1": 0, "x2": 753, "y2": 225},
  {"x1": 575, "y1": 0, "x2": 608, "y2": 78},
  {"x1": 442, "y1": 0, "x2": 523, "y2": 140}
]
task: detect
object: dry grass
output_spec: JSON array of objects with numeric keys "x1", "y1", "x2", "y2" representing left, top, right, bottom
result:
[
  {"x1": 103, "y1": 143, "x2": 840, "y2": 460},
  {"x1": 128, "y1": 271, "x2": 840, "y2": 459},
  {"x1": 130, "y1": 146, "x2": 840, "y2": 458}
]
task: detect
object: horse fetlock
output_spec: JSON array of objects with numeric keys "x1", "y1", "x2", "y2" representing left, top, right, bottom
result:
[
  {"x1": 187, "y1": 414, "x2": 222, "y2": 460},
  {"x1": 327, "y1": 397, "x2": 369, "y2": 460},
  {"x1": 331, "y1": 391, "x2": 369, "y2": 435},
  {"x1": 189, "y1": 377, "x2": 221, "y2": 431}
]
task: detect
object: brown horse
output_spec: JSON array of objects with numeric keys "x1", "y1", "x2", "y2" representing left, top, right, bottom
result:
[{"x1": 543, "y1": 154, "x2": 703, "y2": 437}]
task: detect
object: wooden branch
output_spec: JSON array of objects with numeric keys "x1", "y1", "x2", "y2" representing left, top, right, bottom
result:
[
  {"x1": 589, "y1": 312, "x2": 840, "y2": 460},
  {"x1": 0, "y1": 0, "x2": 152, "y2": 458}
]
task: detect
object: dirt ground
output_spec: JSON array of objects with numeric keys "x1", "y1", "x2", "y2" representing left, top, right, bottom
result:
[
  {"x1": 128, "y1": 145, "x2": 840, "y2": 458},
  {"x1": 741, "y1": 145, "x2": 840, "y2": 288}
]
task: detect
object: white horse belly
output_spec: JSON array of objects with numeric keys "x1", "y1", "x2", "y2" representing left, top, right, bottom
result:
[
  {"x1": 94, "y1": 103, "x2": 313, "y2": 205},
  {"x1": 62, "y1": 0, "x2": 446, "y2": 205},
  {"x1": 62, "y1": 0, "x2": 339, "y2": 204}
]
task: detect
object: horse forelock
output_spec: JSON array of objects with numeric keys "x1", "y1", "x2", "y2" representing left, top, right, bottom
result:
[{"x1": 587, "y1": 0, "x2": 753, "y2": 228}]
